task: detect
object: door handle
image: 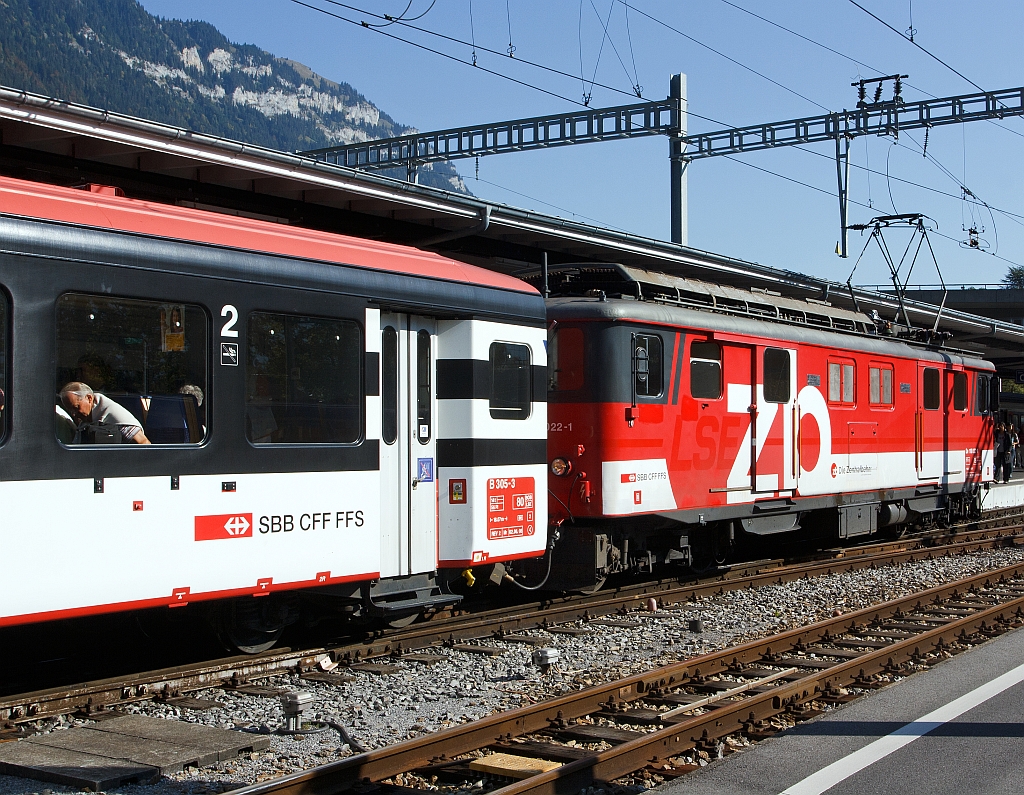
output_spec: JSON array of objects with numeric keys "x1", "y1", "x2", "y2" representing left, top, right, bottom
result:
[{"x1": 412, "y1": 478, "x2": 419, "y2": 489}]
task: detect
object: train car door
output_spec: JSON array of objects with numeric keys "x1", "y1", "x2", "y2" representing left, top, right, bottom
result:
[
  {"x1": 723, "y1": 343, "x2": 757, "y2": 497},
  {"x1": 379, "y1": 314, "x2": 439, "y2": 577},
  {"x1": 757, "y1": 346, "x2": 798, "y2": 493},
  {"x1": 917, "y1": 364, "x2": 942, "y2": 479}
]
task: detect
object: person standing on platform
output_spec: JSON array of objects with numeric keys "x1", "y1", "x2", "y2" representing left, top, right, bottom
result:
[{"x1": 994, "y1": 423, "x2": 1009, "y2": 483}]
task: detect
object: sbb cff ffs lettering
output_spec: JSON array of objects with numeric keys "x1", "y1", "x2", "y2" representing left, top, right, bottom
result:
[{"x1": 258, "y1": 511, "x2": 364, "y2": 533}]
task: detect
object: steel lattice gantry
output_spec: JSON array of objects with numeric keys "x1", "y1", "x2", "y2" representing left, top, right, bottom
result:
[{"x1": 301, "y1": 84, "x2": 1024, "y2": 251}]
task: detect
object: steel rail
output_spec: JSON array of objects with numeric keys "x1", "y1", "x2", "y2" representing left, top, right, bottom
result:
[
  {"x1": 222, "y1": 560, "x2": 1024, "y2": 795},
  {"x1": 2, "y1": 524, "x2": 1021, "y2": 723}
]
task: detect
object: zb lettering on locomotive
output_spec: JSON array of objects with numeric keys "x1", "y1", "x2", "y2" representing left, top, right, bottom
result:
[{"x1": 258, "y1": 511, "x2": 365, "y2": 533}]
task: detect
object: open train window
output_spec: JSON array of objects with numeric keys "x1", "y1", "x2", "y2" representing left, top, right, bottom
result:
[
  {"x1": 247, "y1": 312, "x2": 361, "y2": 444},
  {"x1": 633, "y1": 334, "x2": 663, "y2": 398},
  {"x1": 690, "y1": 340, "x2": 722, "y2": 400},
  {"x1": 763, "y1": 348, "x2": 790, "y2": 403},
  {"x1": 56, "y1": 294, "x2": 208, "y2": 445},
  {"x1": 548, "y1": 327, "x2": 583, "y2": 392},
  {"x1": 923, "y1": 368, "x2": 940, "y2": 410},
  {"x1": 490, "y1": 342, "x2": 532, "y2": 420},
  {"x1": 828, "y1": 360, "x2": 855, "y2": 405},
  {"x1": 869, "y1": 365, "x2": 893, "y2": 406},
  {"x1": 976, "y1": 374, "x2": 990, "y2": 414},
  {"x1": 951, "y1": 371, "x2": 968, "y2": 412},
  {"x1": 381, "y1": 326, "x2": 398, "y2": 445},
  {"x1": 0, "y1": 290, "x2": 6, "y2": 444}
]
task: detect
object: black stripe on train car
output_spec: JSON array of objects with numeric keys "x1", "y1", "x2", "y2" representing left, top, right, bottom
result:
[
  {"x1": 365, "y1": 352, "x2": 380, "y2": 397},
  {"x1": 436, "y1": 360, "x2": 547, "y2": 403},
  {"x1": 436, "y1": 438, "x2": 547, "y2": 468}
]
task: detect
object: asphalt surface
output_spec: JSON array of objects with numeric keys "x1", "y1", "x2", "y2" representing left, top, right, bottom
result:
[{"x1": 655, "y1": 624, "x2": 1024, "y2": 795}]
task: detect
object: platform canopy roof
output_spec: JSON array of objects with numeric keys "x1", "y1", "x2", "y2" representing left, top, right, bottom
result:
[{"x1": 0, "y1": 86, "x2": 1020, "y2": 373}]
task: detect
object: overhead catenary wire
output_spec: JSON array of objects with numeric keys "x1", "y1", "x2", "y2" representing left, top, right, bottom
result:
[
  {"x1": 716, "y1": 0, "x2": 1024, "y2": 141},
  {"x1": 616, "y1": 0, "x2": 833, "y2": 113}
]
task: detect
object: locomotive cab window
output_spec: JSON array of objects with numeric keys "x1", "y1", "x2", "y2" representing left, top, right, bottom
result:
[
  {"x1": 763, "y1": 348, "x2": 790, "y2": 403},
  {"x1": 690, "y1": 340, "x2": 722, "y2": 400},
  {"x1": 923, "y1": 368, "x2": 940, "y2": 410},
  {"x1": 976, "y1": 374, "x2": 990, "y2": 415},
  {"x1": 633, "y1": 334, "x2": 663, "y2": 398},
  {"x1": 490, "y1": 342, "x2": 532, "y2": 420},
  {"x1": 869, "y1": 365, "x2": 893, "y2": 406},
  {"x1": 56, "y1": 294, "x2": 208, "y2": 445},
  {"x1": 951, "y1": 371, "x2": 968, "y2": 412},
  {"x1": 548, "y1": 326, "x2": 584, "y2": 392},
  {"x1": 828, "y1": 360, "x2": 855, "y2": 405},
  {"x1": 247, "y1": 312, "x2": 361, "y2": 444}
]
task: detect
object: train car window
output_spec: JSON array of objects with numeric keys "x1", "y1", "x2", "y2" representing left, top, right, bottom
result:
[
  {"x1": 0, "y1": 291, "x2": 6, "y2": 443},
  {"x1": 56, "y1": 294, "x2": 208, "y2": 445},
  {"x1": 869, "y1": 366, "x2": 894, "y2": 406},
  {"x1": 977, "y1": 374, "x2": 990, "y2": 414},
  {"x1": 827, "y1": 360, "x2": 855, "y2": 406},
  {"x1": 381, "y1": 327, "x2": 398, "y2": 445},
  {"x1": 690, "y1": 341, "x2": 722, "y2": 399},
  {"x1": 490, "y1": 342, "x2": 532, "y2": 420},
  {"x1": 923, "y1": 368, "x2": 940, "y2": 410},
  {"x1": 548, "y1": 327, "x2": 584, "y2": 392},
  {"x1": 952, "y1": 371, "x2": 968, "y2": 412},
  {"x1": 416, "y1": 329, "x2": 431, "y2": 442},
  {"x1": 633, "y1": 334, "x2": 663, "y2": 398},
  {"x1": 246, "y1": 312, "x2": 361, "y2": 444},
  {"x1": 763, "y1": 348, "x2": 790, "y2": 403}
]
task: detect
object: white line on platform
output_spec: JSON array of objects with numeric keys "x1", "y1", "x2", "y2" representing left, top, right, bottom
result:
[{"x1": 779, "y1": 659, "x2": 1024, "y2": 795}]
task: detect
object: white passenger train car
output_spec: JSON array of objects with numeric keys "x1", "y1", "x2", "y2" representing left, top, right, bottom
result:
[{"x1": 0, "y1": 177, "x2": 547, "y2": 651}]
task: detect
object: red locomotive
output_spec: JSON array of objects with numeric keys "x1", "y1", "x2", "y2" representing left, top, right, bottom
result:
[{"x1": 540, "y1": 264, "x2": 996, "y2": 589}]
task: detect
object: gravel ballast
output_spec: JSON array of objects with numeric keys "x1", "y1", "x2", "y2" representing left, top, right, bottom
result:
[{"x1": 2, "y1": 546, "x2": 1023, "y2": 795}]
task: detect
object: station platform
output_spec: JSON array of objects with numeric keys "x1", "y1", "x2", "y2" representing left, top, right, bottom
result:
[
  {"x1": 981, "y1": 469, "x2": 1024, "y2": 511},
  {"x1": 655, "y1": 626, "x2": 1024, "y2": 795}
]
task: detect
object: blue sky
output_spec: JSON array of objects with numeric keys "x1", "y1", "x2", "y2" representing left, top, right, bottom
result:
[{"x1": 136, "y1": 0, "x2": 1023, "y2": 287}]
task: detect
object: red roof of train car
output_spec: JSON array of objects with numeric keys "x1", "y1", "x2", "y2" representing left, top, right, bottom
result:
[{"x1": 0, "y1": 176, "x2": 535, "y2": 294}]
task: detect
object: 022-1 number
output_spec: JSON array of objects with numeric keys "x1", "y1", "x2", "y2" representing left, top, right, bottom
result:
[
  {"x1": 547, "y1": 422, "x2": 573, "y2": 432},
  {"x1": 220, "y1": 305, "x2": 239, "y2": 338}
]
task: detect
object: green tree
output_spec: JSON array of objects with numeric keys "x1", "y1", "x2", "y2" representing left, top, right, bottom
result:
[{"x1": 1003, "y1": 265, "x2": 1024, "y2": 289}]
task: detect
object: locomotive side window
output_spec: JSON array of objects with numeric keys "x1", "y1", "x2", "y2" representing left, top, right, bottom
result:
[
  {"x1": 689, "y1": 341, "x2": 722, "y2": 400},
  {"x1": 246, "y1": 312, "x2": 361, "y2": 444},
  {"x1": 633, "y1": 334, "x2": 663, "y2": 398},
  {"x1": 416, "y1": 329, "x2": 431, "y2": 442},
  {"x1": 490, "y1": 342, "x2": 532, "y2": 420},
  {"x1": 952, "y1": 371, "x2": 968, "y2": 412},
  {"x1": 828, "y1": 360, "x2": 855, "y2": 405},
  {"x1": 548, "y1": 327, "x2": 584, "y2": 392},
  {"x1": 56, "y1": 294, "x2": 208, "y2": 445},
  {"x1": 381, "y1": 326, "x2": 398, "y2": 445},
  {"x1": 763, "y1": 348, "x2": 790, "y2": 403},
  {"x1": 977, "y1": 374, "x2": 990, "y2": 414},
  {"x1": 923, "y1": 368, "x2": 940, "y2": 410},
  {"x1": 869, "y1": 365, "x2": 893, "y2": 406}
]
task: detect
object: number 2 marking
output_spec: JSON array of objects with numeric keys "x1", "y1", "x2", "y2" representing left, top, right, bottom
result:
[{"x1": 220, "y1": 305, "x2": 239, "y2": 338}]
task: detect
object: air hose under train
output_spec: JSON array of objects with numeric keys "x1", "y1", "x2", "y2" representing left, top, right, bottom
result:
[{"x1": 502, "y1": 528, "x2": 561, "y2": 591}]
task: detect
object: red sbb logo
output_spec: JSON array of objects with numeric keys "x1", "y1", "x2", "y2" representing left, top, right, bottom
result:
[
  {"x1": 195, "y1": 513, "x2": 253, "y2": 541},
  {"x1": 621, "y1": 473, "x2": 637, "y2": 483}
]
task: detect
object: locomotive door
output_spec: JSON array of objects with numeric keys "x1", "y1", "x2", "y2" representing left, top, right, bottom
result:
[
  {"x1": 379, "y1": 314, "x2": 439, "y2": 578},
  {"x1": 917, "y1": 365, "x2": 942, "y2": 479},
  {"x1": 756, "y1": 346, "x2": 798, "y2": 493},
  {"x1": 723, "y1": 343, "x2": 757, "y2": 495}
]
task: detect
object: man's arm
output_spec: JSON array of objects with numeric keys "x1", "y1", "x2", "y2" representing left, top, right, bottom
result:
[{"x1": 131, "y1": 430, "x2": 151, "y2": 444}]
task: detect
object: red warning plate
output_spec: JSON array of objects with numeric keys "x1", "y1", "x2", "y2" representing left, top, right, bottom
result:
[
  {"x1": 486, "y1": 477, "x2": 535, "y2": 540},
  {"x1": 195, "y1": 513, "x2": 253, "y2": 541}
]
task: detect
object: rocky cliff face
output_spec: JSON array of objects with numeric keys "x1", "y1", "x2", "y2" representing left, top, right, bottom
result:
[{"x1": 0, "y1": 0, "x2": 467, "y2": 192}]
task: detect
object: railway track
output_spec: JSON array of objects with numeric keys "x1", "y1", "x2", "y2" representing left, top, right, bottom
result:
[
  {"x1": 2, "y1": 518, "x2": 1022, "y2": 728},
  {"x1": 225, "y1": 559, "x2": 1024, "y2": 795}
]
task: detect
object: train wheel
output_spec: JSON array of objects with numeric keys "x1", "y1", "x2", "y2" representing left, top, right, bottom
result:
[
  {"x1": 386, "y1": 611, "x2": 421, "y2": 629},
  {"x1": 692, "y1": 524, "x2": 732, "y2": 572},
  {"x1": 212, "y1": 598, "x2": 292, "y2": 654}
]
